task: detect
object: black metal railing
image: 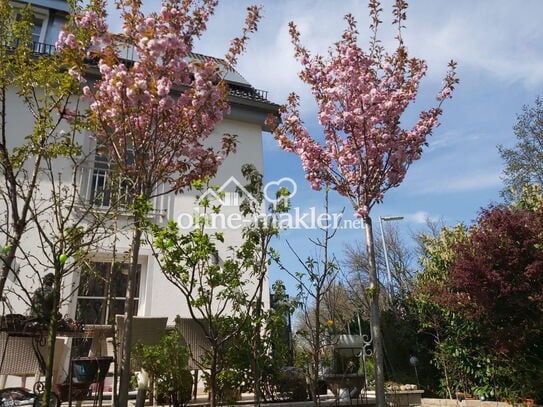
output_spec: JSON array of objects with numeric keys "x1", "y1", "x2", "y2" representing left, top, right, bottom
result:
[
  {"x1": 31, "y1": 41, "x2": 56, "y2": 55},
  {"x1": 228, "y1": 84, "x2": 269, "y2": 102},
  {"x1": 1, "y1": 40, "x2": 56, "y2": 55},
  {"x1": 10, "y1": 41, "x2": 271, "y2": 102}
]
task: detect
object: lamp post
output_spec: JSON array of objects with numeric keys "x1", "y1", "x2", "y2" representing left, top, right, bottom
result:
[{"x1": 379, "y1": 216, "x2": 404, "y2": 301}]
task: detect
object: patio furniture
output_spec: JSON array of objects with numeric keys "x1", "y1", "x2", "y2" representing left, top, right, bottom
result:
[
  {"x1": 60, "y1": 356, "x2": 113, "y2": 407},
  {"x1": 0, "y1": 332, "x2": 68, "y2": 389},
  {"x1": 114, "y1": 316, "x2": 168, "y2": 407},
  {"x1": 114, "y1": 315, "x2": 168, "y2": 371}
]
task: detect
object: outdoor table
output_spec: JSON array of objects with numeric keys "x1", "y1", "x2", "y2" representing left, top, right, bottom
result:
[{"x1": 82, "y1": 325, "x2": 114, "y2": 357}]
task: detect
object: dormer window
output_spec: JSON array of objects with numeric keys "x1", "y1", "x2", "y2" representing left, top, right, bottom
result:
[
  {"x1": 31, "y1": 16, "x2": 45, "y2": 44},
  {"x1": 12, "y1": 3, "x2": 50, "y2": 52}
]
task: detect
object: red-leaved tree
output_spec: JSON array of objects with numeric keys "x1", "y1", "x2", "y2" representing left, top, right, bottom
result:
[
  {"x1": 445, "y1": 204, "x2": 543, "y2": 355},
  {"x1": 57, "y1": 1, "x2": 260, "y2": 406},
  {"x1": 268, "y1": 2, "x2": 457, "y2": 405}
]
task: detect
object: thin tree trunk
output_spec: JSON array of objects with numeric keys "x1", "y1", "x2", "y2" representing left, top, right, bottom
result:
[
  {"x1": 209, "y1": 351, "x2": 218, "y2": 407},
  {"x1": 41, "y1": 271, "x2": 62, "y2": 407},
  {"x1": 117, "y1": 223, "x2": 142, "y2": 407},
  {"x1": 252, "y1": 289, "x2": 263, "y2": 406},
  {"x1": 363, "y1": 216, "x2": 385, "y2": 407},
  {"x1": 435, "y1": 332, "x2": 453, "y2": 399},
  {"x1": 312, "y1": 288, "x2": 321, "y2": 407}
]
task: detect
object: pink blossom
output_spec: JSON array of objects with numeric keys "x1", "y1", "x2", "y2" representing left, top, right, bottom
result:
[
  {"x1": 54, "y1": 0, "x2": 262, "y2": 204},
  {"x1": 271, "y1": 10, "x2": 457, "y2": 219}
]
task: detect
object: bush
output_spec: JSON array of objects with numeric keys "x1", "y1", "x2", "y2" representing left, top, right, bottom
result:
[
  {"x1": 272, "y1": 367, "x2": 308, "y2": 402},
  {"x1": 132, "y1": 330, "x2": 193, "y2": 407}
]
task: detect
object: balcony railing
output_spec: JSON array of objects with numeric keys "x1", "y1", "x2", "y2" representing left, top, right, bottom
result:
[
  {"x1": 228, "y1": 84, "x2": 269, "y2": 102},
  {"x1": 20, "y1": 41, "x2": 271, "y2": 103},
  {"x1": 1, "y1": 40, "x2": 56, "y2": 55},
  {"x1": 78, "y1": 164, "x2": 167, "y2": 215},
  {"x1": 31, "y1": 41, "x2": 56, "y2": 55}
]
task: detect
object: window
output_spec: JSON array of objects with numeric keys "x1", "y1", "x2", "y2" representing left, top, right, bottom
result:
[
  {"x1": 31, "y1": 17, "x2": 44, "y2": 44},
  {"x1": 76, "y1": 261, "x2": 141, "y2": 325},
  {"x1": 84, "y1": 144, "x2": 135, "y2": 207},
  {"x1": 89, "y1": 152, "x2": 116, "y2": 207},
  {"x1": 80, "y1": 142, "x2": 167, "y2": 212},
  {"x1": 13, "y1": 6, "x2": 49, "y2": 52}
]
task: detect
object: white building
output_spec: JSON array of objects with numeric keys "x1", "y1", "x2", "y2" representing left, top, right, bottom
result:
[{"x1": 1, "y1": 0, "x2": 278, "y2": 386}]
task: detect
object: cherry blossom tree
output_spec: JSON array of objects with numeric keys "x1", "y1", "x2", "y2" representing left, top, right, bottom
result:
[
  {"x1": 57, "y1": 1, "x2": 261, "y2": 406},
  {"x1": 269, "y1": 2, "x2": 457, "y2": 405}
]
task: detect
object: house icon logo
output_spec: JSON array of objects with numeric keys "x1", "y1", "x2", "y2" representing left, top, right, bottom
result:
[{"x1": 197, "y1": 176, "x2": 259, "y2": 208}]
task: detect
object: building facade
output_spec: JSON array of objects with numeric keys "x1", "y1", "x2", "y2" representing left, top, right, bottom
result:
[{"x1": 2, "y1": 0, "x2": 277, "y2": 335}]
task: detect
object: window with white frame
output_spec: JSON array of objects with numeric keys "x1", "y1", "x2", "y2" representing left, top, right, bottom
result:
[
  {"x1": 82, "y1": 142, "x2": 135, "y2": 208},
  {"x1": 81, "y1": 141, "x2": 167, "y2": 212},
  {"x1": 13, "y1": 5, "x2": 48, "y2": 49},
  {"x1": 76, "y1": 261, "x2": 141, "y2": 325},
  {"x1": 31, "y1": 16, "x2": 44, "y2": 44}
]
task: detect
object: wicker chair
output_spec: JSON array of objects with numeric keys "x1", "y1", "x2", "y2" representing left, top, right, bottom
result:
[
  {"x1": 114, "y1": 315, "x2": 168, "y2": 372},
  {"x1": 0, "y1": 332, "x2": 68, "y2": 389}
]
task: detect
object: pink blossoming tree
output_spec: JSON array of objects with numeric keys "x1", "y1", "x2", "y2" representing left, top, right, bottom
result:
[
  {"x1": 57, "y1": 1, "x2": 261, "y2": 406},
  {"x1": 269, "y1": 2, "x2": 457, "y2": 405}
]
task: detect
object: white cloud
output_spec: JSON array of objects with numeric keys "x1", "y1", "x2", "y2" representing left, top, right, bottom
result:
[
  {"x1": 405, "y1": 211, "x2": 431, "y2": 225},
  {"x1": 403, "y1": 0, "x2": 543, "y2": 87},
  {"x1": 106, "y1": 1, "x2": 543, "y2": 103},
  {"x1": 409, "y1": 167, "x2": 503, "y2": 196}
]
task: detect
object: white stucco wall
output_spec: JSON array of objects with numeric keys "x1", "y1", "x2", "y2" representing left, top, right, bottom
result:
[
  {"x1": 138, "y1": 117, "x2": 269, "y2": 322},
  {"x1": 1, "y1": 85, "x2": 271, "y2": 324}
]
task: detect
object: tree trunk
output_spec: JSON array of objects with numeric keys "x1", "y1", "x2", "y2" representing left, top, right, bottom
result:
[
  {"x1": 252, "y1": 290, "x2": 263, "y2": 406},
  {"x1": 311, "y1": 288, "x2": 321, "y2": 407},
  {"x1": 117, "y1": 223, "x2": 142, "y2": 407},
  {"x1": 40, "y1": 270, "x2": 62, "y2": 407},
  {"x1": 363, "y1": 217, "x2": 385, "y2": 407},
  {"x1": 209, "y1": 351, "x2": 218, "y2": 407}
]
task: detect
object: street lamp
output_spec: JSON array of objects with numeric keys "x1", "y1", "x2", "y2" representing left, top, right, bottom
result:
[{"x1": 379, "y1": 216, "x2": 404, "y2": 300}]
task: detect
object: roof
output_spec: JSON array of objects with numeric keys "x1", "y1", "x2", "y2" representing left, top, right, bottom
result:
[
  {"x1": 16, "y1": 0, "x2": 275, "y2": 108},
  {"x1": 109, "y1": 38, "x2": 274, "y2": 105},
  {"x1": 187, "y1": 52, "x2": 251, "y2": 87},
  {"x1": 12, "y1": 0, "x2": 70, "y2": 13}
]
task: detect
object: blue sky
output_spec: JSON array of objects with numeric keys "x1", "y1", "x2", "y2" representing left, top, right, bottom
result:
[{"x1": 110, "y1": 1, "x2": 543, "y2": 293}]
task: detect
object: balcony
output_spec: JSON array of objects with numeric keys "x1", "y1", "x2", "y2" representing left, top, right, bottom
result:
[
  {"x1": 1, "y1": 40, "x2": 56, "y2": 55},
  {"x1": 27, "y1": 41, "x2": 271, "y2": 103},
  {"x1": 78, "y1": 163, "x2": 167, "y2": 215}
]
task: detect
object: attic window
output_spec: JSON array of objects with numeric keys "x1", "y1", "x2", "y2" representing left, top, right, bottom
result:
[
  {"x1": 31, "y1": 16, "x2": 44, "y2": 43},
  {"x1": 14, "y1": 5, "x2": 49, "y2": 51}
]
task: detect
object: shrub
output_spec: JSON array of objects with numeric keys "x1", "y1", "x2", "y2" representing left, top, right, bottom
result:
[
  {"x1": 132, "y1": 330, "x2": 193, "y2": 407},
  {"x1": 272, "y1": 367, "x2": 308, "y2": 402}
]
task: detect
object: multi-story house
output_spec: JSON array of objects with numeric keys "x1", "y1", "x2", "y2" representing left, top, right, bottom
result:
[{"x1": 1, "y1": 0, "x2": 278, "y2": 390}]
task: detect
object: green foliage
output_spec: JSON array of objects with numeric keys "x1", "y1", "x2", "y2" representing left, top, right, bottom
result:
[
  {"x1": 414, "y1": 224, "x2": 503, "y2": 398},
  {"x1": 271, "y1": 368, "x2": 308, "y2": 402},
  {"x1": 132, "y1": 330, "x2": 193, "y2": 407},
  {"x1": 510, "y1": 184, "x2": 543, "y2": 212},
  {"x1": 413, "y1": 196, "x2": 543, "y2": 402},
  {"x1": 499, "y1": 97, "x2": 543, "y2": 201},
  {"x1": 380, "y1": 308, "x2": 422, "y2": 385},
  {"x1": 152, "y1": 168, "x2": 291, "y2": 404},
  {"x1": 257, "y1": 281, "x2": 298, "y2": 401},
  {"x1": 214, "y1": 370, "x2": 242, "y2": 405}
]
